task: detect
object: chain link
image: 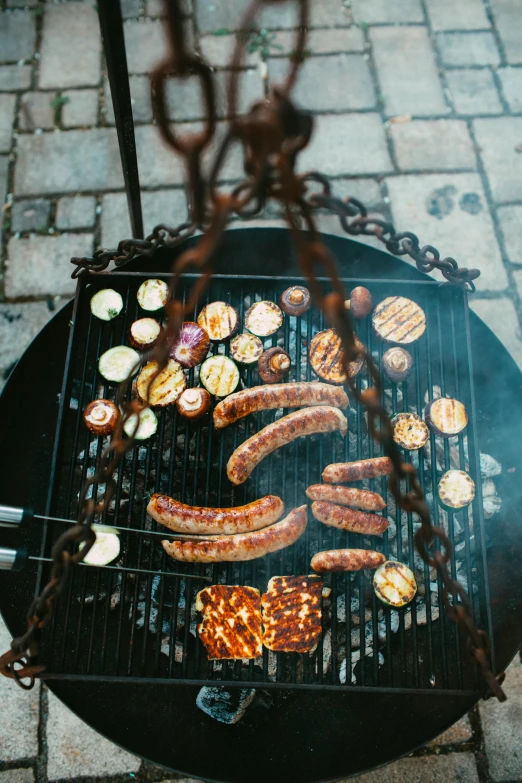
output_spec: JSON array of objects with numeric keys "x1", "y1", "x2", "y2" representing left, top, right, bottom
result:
[{"x1": 0, "y1": 0, "x2": 505, "y2": 702}]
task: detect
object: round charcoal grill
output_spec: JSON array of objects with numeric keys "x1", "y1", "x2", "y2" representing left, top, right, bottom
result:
[{"x1": 1, "y1": 230, "x2": 522, "y2": 782}]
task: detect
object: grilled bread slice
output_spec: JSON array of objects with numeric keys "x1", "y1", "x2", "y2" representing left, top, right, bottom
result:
[
  {"x1": 372, "y1": 296, "x2": 426, "y2": 344},
  {"x1": 196, "y1": 585, "x2": 262, "y2": 660},
  {"x1": 261, "y1": 575, "x2": 323, "y2": 653}
]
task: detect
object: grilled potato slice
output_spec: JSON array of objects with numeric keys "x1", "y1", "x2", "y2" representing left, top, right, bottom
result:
[
  {"x1": 309, "y1": 329, "x2": 364, "y2": 384},
  {"x1": 136, "y1": 359, "x2": 186, "y2": 407},
  {"x1": 373, "y1": 560, "x2": 417, "y2": 607},
  {"x1": 372, "y1": 296, "x2": 426, "y2": 344}
]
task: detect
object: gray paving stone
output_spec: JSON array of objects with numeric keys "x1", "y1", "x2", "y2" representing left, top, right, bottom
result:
[
  {"x1": 61, "y1": 89, "x2": 99, "y2": 128},
  {"x1": 46, "y1": 689, "x2": 140, "y2": 781},
  {"x1": 0, "y1": 154, "x2": 8, "y2": 202},
  {"x1": 135, "y1": 124, "x2": 186, "y2": 186},
  {"x1": 391, "y1": 120, "x2": 476, "y2": 171},
  {"x1": 351, "y1": 0, "x2": 423, "y2": 23},
  {"x1": 100, "y1": 189, "x2": 188, "y2": 247},
  {"x1": 199, "y1": 33, "x2": 258, "y2": 68},
  {"x1": 0, "y1": 299, "x2": 63, "y2": 388},
  {"x1": 371, "y1": 27, "x2": 449, "y2": 117},
  {"x1": 124, "y1": 19, "x2": 170, "y2": 74},
  {"x1": 11, "y1": 198, "x2": 51, "y2": 232},
  {"x1": 18, "y1": 91, "x2": 55, "y2": 131},
  {"x1": 165, "y1": 68, "x2": 263, "y2": 120},
  {"x1": 104, "y1": 75, "x2": 153, "y2": 124},
  {"x1": 0, "y1": 770, "x2": 34, "y2": 783},
  {"x1": 348, "y1": 752, "x2": 479, "y2": 782},
  {"x1": 5, "y1": 234, "x2": 93, "y2": 297},
  {"x1": 386, "y1": 173, "x2": 507, "y2": 292},
  {"x1": 0, "y1": 93, "x2": 16, "y2": 152},
  {"x1": 56, "y1": 195, "x2": 96, "y2": 230},
  {"x1": 271, "y1": 27, "x2": 365, "y2": 55},
  {"x1": 299, "y1": 113, "x2": 393, "y2": 176},
  {"x1": 426, "y1": 0, "x2": 490, "y2": 30},
  {"x1": 14, "y1": 128, "x2": 124, "y2": 196},
  {"x1": 306, "y1": 0, "x2": 354, "y2": 27},
  {"x1": 446, "y1": 69, "x2": 502, "y2": 115},
  {"x1": 39, "y1": 4, "x2": 101, "y2": 88},
  {"x1": 437, "y1": 32, "x2": 500, "y2": 66},
  {"x1": 497, "y1": 67, "x2": 522, "y2": 112},
  {"x1": 490, "y1": 0, "x2": 522, "y2": 64},
  {"x1": 6, "y1": 0, "x2": 37, "y2": 6},
  {"x1": 471, "y1": 299, "x2": 522, "y2": 371},
  {"x1": 0, "y1": 11, "x2": 36, "y2": 63},
  {"x1": 0, "y1": 64, "x2": 32, "y2": 91},
  {"x1": 473, "y1": 117, "x2": 522, "y2": 203},
  {"x1": 314, "y1": 212, "x2": 392, "y2": 253},
  {"x1": 322, "y1": 177, "x2": 384, "y2": 210},
  {"x1": 269, "y1": 54, "x2": 375, "y2": 111},
  {"x1": 121, "y1": 0, "x2": 142, "y2": 18},
  {"x1": 146, "y1": 0, "x2": 191, "y2": 16},
  {"x1": 196, "y1": 0, "x2": 298, "y2": 33},
  {"x1": 497, "y1": 205, "x2": 522, "y2": 264},
  {"x1": 428, "y1": 714, "x2": 473, "y2": 745},
  {"x1": 0, "y1": 616, "x2": 39, "y2": 761}
]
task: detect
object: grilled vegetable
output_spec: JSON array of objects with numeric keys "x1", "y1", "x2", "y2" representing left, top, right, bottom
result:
[
  {"x1": 382, "y1": 347, "x2": 413, "y2": 383},
  {"x1": 244, "y1": 300, "x2": 283, "y2": 336},
  {"x1": 229, "y1": 333, "x2": 264, "y2": 365},
  {"x1": 279, "y1": 285, "x2": 311, "y2": 316},
  {"x1": 309, "y1": 328, "x2": 364, "y2": 384},
  {"x1": 90, "y1": 288, "x2": 123, "y2": 321},
  {"x1": 136, "y1": 359, "x2": 186, "y2": 407},
  {"x1": 200, "y1": 355, "x2": 240, "y2": 397},
  {"x1": 175, "y1": 388, "x2": 211, "y2": 420},
  {"x1": 438, "y1": 469, "x2": 475, "y2": 509},
  {"x1": 123, "y1": 406, "x2": 158, "y2": 440},
  {"x1": 373, "y1": 560, "x2": 417, "y2": 607},
  {"x1": 128, "y1": 318, "x2": 162, "y2": 351},
  {"x1": 83, "y1": 399, "x2": 119, "y2": 435},
  {"x1": 372, "y1": 296, "x2": 426, "y2": 344},
  {"x1": 348, "y1": 286, "x2": 373, "y2": 319},
  {"x1": 98, "y1": 346, "x2": 140, "y2": 383},
  {"x1": 197, "y1": 301, "x2": 239, "y2": 341},
  {"x1": 137, "y1": 278, "x2": 169, "y2": 311},
  {"x1": 425, "y1": 397, "x2": 468, "y2": 437},
  {"x1": 258, "y1": 347, "x2": 291, "y2": 383},
  {"x1": 392, "y1": 412, "x2": 429, "y2": 450},
  {"x1": 80, "y1": 529, "x2": 120, "y2": 566},
  {"x1": 169, "y1": 322, "x2": 210, "y2": 368}
]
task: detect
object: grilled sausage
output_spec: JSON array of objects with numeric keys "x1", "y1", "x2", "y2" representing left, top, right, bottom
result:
[
  {"x1": 213, "y1": 382, "x2": 348, "y2": 429},
  {"x1": 161, "y1": 505, "x2": 307, "y2": 563},
  {"x1": 322, "y1": 457, "x2": 393, "y2": 483},
  {"x1": 147, "y1": 493, "x2": 284, "y2": 535},
  {"x1": 306, "y1": 485, "x2": 385, "y2": 511},
  {"x1": 227, "y1": 406, "x2": 348, "y2": 486},
  {"x1": 311, "y1": 549, "x2": 386, "y2": 573},
  {"x1": 311, "y1": 501, "x2": 389, "y2": 535}
]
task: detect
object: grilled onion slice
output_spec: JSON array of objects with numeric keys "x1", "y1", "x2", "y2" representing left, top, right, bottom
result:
[
  {"x1": 136, "y1": 359, "x2": 186, "y2": 407},
  {"x1": 169, "y1": 322, "x2": 210, "y2": 368},
  {"x1": 137, "y1": 278, "x2": 169, "y2": 311},
  {"x1": 123, "y1": 407, "x2": 158, "y2": 440},
  {"x1": 438, "y1": 469, "x2": 475, "y2": 509},
  {"x1": 425, "y1": 397, "x2": 468, "y2": 437},
  {"x1": 90, "y1": 288, "x2": 123, "y2": 321},
  {"x1": 373, "y1": 560, "x2": 417, "y2": 607},
  {"x1": 392, "y1": 412, "x2": 429, "y2": 450},
  {"x1": 200, "y1": 355, "x2": 240, "y2": 397},
  {"x1": 244, "y1": 300, "x2": 283, "y2": 336},
  {"x1": 229, "y1": 333, "x2": 264, "y2": 364},
  {"x1": 309, "y1": 329, "x2": 364, "y2": 384},
  {"x1": 98, "y1": 346, "x2": 140, "y2": 383},
  {"x1": 128, "y1": 318, "x2": 162, "y2": 351},
  {"x1": 197, "y1": 302, "x2": 239, "y2": 341},
  {"x1": 372, "y1": 296, "x2": 426, "y2": 344}
]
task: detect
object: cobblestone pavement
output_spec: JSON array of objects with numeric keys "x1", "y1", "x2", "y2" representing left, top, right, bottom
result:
[{"x1": 1, "y1": 0, "x2": 522, "y2": 781}]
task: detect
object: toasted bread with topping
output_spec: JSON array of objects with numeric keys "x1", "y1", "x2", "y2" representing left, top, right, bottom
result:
[
  {"x1": 261, "y1": 575, "x2": 323, "y2": 653},
  {"x1": 196, "y1": 585, "x2": 262, "y2": 660}
]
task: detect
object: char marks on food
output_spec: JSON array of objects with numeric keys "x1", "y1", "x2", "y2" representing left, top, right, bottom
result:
[
  {"x1": 311, "y1": 501, "x2": 389, "y2": 535},
  {"x1": 196, "y1": 585, "x2": 263, "y2": 660},
  {"x1": 322, "y1": 456, "x2": 393, "y2": 483},
  {"x1": 372, "y1": 296, "x2": 426, "y2": 344},
  {"x1": 261, "y1": 575, "x2": 323, "y2": 653}
]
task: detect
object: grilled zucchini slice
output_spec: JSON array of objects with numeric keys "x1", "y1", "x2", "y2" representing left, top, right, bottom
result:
[
  {"x1": 438, "y1": 469, "x2": 475, "y2": 510},
  {"x1": 90, "y1": 289, "x2": 123, "y2": 321},
  {"x1": 136, "y1": 359, "x2": 186, "y2": 407},
  {"x1": 244, "y1": 300, "x2": 283, "y2": 337},
  {"x1": 229, "y1": 333, "x2": 264, "y2": 364},
  {"x1": 137, "y1": 279, "x2": 169, "y2": 311},
  {"x1": 372, "y1": 296, "x2": 426, "y2": 344},
  {"x1": 309, "y1": 329, "x2": 364, "y2": 384},
  {"x1": 200, "y1": 355, "x2": 240, "y2": 397},
  {"x1": 197, "y1": 302, "x2": 239, "y2": 341},
  {"x1": 129, "y1": 318, "x2": 162, "y2": 351},
  {"x1": 392, "y1": 412, "x2": 429, "y2": 450},
  {"x1": 80, "y1": 530, "x2": 120, "y2": 566},
  {"x1": 123, "y1": 407, "x2": 158, "y2": 440},
  {"x1": 425, "y1": 397, "x2": 468, "y2": 437},
  {"x1": 98, "y1": 346, "x2": 140, "y2": 384},
  {"x1": 373, "y1": 560, "x2": 417, "y2": 607}
]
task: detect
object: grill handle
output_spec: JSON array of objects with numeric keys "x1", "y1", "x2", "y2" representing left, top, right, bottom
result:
[
  {"x1": 0, "y1": 505, "x2": 33, "y2": 529},
  {"x1": 0, "y1": 547, "x2": 27, "y2": 572}
]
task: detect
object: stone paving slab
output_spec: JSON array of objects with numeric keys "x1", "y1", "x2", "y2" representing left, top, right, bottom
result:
[
  {"x1": 351, "y1": 0, "x2": 424, "y2": 24},
  {"x1": 479, "y1": 657, "x2": 522, "y2": 781},
  {"x1": 497, "y1": 205, "x2": 522, "y2": 264},
  {"x1": 348, "y1": 752, "x2": 480, "y2": 782},
  {"x1": 446, "y1": 69, "x2": 503, "y2": 115},
  {"x1": 425, "y1": 0, "x2": 490, "y2": 31},
  {"x1": 38, "y1": 4, "x2": 100, "y2": 89},
  {"x1": 18, "y1": 91, "x2": 56, "y2": 132},
  {"x1": 271, "y1": 27, "x2": 365, "y2": 55},
  {"x1": 390, "y1": 119, "x2": 476, "y2": 171},
  {"x1": 490, "y1": 0, "x2": 522, "y2": 64},
  {"x1": 100, "y1": 189, "x2": 188, "y2": 247},
  {"x1": 497, "y1": 66, "x2": 522, "y2": 112},
  {"x1": 437, "y1": 31, "x2": 501, "y2": 66},
  {"x1": 0, "y1": 771, "x2": 34, "y2": 783},
  {"x1": 0, "y1": 11, "x2": 36, "y2": 63},
  {"x1": 5, "y1": 234, "x2": 93, "y2": 297},
  {"x1": 56, "y1": 195, "x2": 97, "y2": 230},
  {"x1": 11, "y1": 198, "x2": 51, "y2": 233},
  {"x1": 471, "y1": 297, "x2": 522, "y2": 369},
  {"x1": 0, "y1": 93, "x2": 16, "y2": 152},
  {"x1": 61, "y1": 89, "x2": 99, "y2": 129},
  {"x1": 473, "y1": 117, "x2": 522, "y2": 203},
  {"x1": 0, "y1": 64, "x2": 31, "y2": 91}
]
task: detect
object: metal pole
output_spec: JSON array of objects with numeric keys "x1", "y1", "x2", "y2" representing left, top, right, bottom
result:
[{"x1": 97, "y1": 0, "x2": 144, "y2": 239}]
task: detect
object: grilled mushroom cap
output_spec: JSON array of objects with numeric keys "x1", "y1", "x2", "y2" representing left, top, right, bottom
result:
[
  {"x1": 392, "y1": 412, "x2": 429, "y2": 450},
  {"x1": 309, "y1": 328, "x2": 364, "y2": 384},
  {"x1": 382, "y1": 347, "x2": 413, "y2": 383},
  {"x1": 175, "y1": 388, "x2": 211, "y2": 420},
  {"x1": 136, "y1": 359, "x2": 186, "y2": 407},
  {"x1": 258, "y1": 347, "x2": 291, "y2": 383},
  {"x1": 279, "y1": 286, "x2": 311, "y2": 316},
  {"x1": 349, "y1": 286, "x2": 373, "y2": 319},
  {"x1": 83, "y1": 399, "x2": 119, "y2": 435}
]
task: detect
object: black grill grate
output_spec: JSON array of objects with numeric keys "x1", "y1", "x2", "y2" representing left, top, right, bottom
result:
[{"x1": 37, "y1": 271, "x2": 492, "y2": 693}]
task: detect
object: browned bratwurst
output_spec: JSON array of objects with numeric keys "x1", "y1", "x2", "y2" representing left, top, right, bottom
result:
[
  {"x1": 306, "y1": 485, "x2": 385, "y2": 511},
  {"x1": 213, "y1": 382, "x2": 348, "y2": 429},
  {"x1": 322, "y1": 457, "x2": 393, "y2": 484},
  {"x1": 311, "y1": 549, "x2": 386, "y2": 573},
  {"x1": 311, "y1": 501, "x2": 389, "y2": 535},
  {"x1": 147, "y1": 493, "x2": 284, "y2": 535},
  {"x1": 227, "y1": 406, "x2": 347, "y2": 486},
  {"x1": 161, "y1": 505, "x2": 307, "y2": 563}
]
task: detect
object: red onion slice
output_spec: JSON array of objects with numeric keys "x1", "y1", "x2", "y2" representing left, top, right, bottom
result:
[{"x1": 169, "y1": 322, "x2": 210, "y2": 368}]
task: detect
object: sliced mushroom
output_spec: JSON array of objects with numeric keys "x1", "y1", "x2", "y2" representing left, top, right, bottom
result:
[
  {"x1": 83, "y1": 399, "x2": 120, "y2": 435},
  {"x1": 258, "y1": 347, "x2": 291, "y2": 383},
  {"x1": 279, "y1": 285, "x2": 311, "y2": 316},
  {"x1": 382, "y1": 347, "x2": 413, "y2": 383},
  {"x1": 175, "y1": 388, "x2": 211, "y2": 420}
]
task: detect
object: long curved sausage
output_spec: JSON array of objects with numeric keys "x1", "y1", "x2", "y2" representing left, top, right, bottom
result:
[
  {"x1": 227, "y1": 406, "x2": 348, "y2": 486},
  {"x1": 161, "y1": 505, "x2": 307, "y2": 563},
  {"x1": 311, "y1": 501, "x2": 389, "y2": 535},
  {"x1": 306, "y1": 485, "x2": 385, "y2": 511},
  {"x1": 311, "y1": 549, "x2": 385, "y2": 573},
  {"x1": 213, "y1": 382, "x2": 349, "y2": 429},
  {"x1": 147, "y1": 494, "x2": 284, "y2": 535},
  {"x1": 322, "y1": 457, "x2": 393, "y2": 483}
]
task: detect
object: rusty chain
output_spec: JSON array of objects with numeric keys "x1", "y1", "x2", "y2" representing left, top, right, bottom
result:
[{"x1": 0, "y1": 0, "x2": 504, "y2": 701}]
